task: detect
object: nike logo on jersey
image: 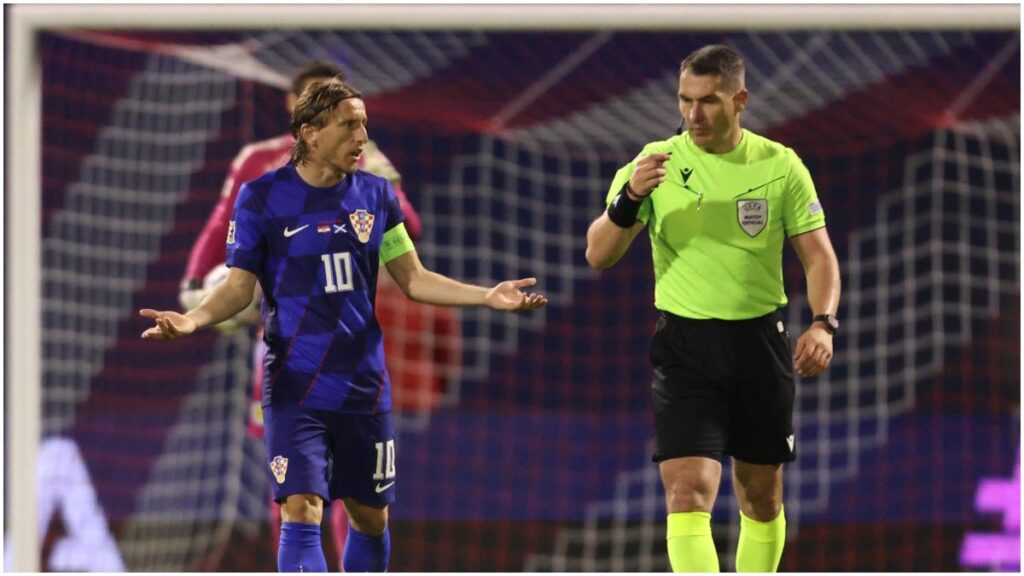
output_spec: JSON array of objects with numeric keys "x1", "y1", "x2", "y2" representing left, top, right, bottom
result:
[
  {"x1": 283, "y1": 224, "x2": 309, "y2": 238},
  {"x1": 375, "y1": 481, "x2": 395, "y2": 493}
]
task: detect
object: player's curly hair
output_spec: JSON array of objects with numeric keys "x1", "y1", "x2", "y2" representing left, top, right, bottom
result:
[
  {"x1": 680, "y1": 44, "x2": 745, "y2": 92},
  {"x1": 289, "y1": 77, "x2": 363, "y2": 165}
]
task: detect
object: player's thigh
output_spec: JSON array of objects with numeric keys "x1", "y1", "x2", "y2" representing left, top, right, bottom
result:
[
  {"x1": 263, "y1": 402, "x2": 332, "y2": 503},
  {"x1": 650, "y1": 314, "x2": 729, "y2": 463},
  {"x1": 327, "y1": 411, "x2": 397, "y2": 507},
  {"x1": 727, "y1": 310, "x2": 796, "y2": 465}
]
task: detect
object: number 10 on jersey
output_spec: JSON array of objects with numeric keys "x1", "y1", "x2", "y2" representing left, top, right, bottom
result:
[
  {"x1": 373, "y1": 439, "x2": 396, "y2": 480},
  {"x1": 321, "y1": 252, "x2": 353, "y2": 293}
]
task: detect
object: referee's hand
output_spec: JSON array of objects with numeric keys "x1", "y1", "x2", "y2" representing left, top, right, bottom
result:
[
  {"x1": 628, "y1": 153, "x2": 671, "y2": 199},
  {"x1": 793, "y1": 325, "x2": 833, "y2": 377}
]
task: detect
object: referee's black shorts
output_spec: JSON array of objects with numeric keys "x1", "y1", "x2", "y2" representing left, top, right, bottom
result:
[{"x1": 650, "y1": 308, "x2": 796, "y2": 465}]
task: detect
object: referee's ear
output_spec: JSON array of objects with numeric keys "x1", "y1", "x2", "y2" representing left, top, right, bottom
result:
[{"x1": 733, "y1": 89, "x2": 749, "y2": 113}]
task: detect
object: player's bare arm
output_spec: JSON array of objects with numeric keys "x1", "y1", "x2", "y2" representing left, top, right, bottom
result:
[
  {"x1": 585, "y1": 152, "x2": 671, "y2": 270},
  {"x1": 385, "y1": 250, "x2": 548, "y2": 311},
  {"x1": 789, "y1": 227, "x2": 841, "y2": 377},
  {"x1": 140, "y1": 266, "x2": 259, "y2": 340}
]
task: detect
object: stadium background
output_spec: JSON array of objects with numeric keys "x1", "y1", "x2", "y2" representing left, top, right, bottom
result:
[{"x1": 15, "y1": 19, "x2": 1020, "y2": 572}]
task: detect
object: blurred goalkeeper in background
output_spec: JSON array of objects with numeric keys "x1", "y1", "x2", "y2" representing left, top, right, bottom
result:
[
  {"x1": 585, "y1": 44, "x2": 841, "y2": 572},
  {"x1": 176, "y1": 61, "x2": 461, "y2": 569},
  {"x1": 143, "y1": 76, "x2": 547, "y2": 572}
]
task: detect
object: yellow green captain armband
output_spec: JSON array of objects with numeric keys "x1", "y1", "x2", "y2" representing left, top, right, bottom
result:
[{"x1": 379, "y1": 222, "x2": 415, "y2": 264}]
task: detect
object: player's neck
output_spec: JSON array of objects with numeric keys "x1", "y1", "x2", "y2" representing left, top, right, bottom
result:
[{"x1": 295, "y1": 161, "x2": 347, "y2": 188}]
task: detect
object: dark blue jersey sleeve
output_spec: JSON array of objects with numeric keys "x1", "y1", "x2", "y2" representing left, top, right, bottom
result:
[
  {"x1": 384, "y1": 181, "x2": 406, "y2": 232},
  {"x1": 225, "y1": 182, "x2": 267, "y2": 276}
]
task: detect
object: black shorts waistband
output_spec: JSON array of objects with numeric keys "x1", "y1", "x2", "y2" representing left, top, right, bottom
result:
[{"x1": 659, "y1": 308, "x2": 784, "y2": 328}]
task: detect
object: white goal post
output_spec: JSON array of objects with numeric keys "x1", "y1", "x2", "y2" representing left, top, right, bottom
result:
[{"x1": 6, "y1": 3, "x2": 1018, "y2": 572}]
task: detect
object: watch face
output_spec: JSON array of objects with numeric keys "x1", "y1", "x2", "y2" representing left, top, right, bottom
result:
[{"x1": 816, "y1": 315, "x2": 838, "y2": 332}]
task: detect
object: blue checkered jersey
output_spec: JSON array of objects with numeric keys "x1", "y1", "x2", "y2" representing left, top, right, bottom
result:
[{"x1": 226, "y1": 163, "x2": 413, "y2": 414}]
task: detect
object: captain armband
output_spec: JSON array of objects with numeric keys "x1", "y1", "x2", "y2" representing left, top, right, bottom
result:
[{"x1": 606, "y1": 183, "x2": 644, "y2": 228}]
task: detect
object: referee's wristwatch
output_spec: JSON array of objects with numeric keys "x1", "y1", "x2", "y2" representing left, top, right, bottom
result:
[{"x1": 812, "y1": 314, "x2": 839, "y2": 335}]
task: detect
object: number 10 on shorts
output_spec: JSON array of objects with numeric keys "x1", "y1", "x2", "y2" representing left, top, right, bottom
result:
[{"x1": 373, "y1": 439, "x2": 396, "y2": 480}]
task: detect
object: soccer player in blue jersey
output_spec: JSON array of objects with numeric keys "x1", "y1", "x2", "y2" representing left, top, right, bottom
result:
[{"x1": 140, "y1": 77, "x2": 548, "y2": 572}]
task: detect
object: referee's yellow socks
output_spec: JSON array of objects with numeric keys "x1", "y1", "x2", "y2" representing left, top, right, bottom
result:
[
  {"x1": 666, "y1": 511, "x2": 720, "y2": 573},
  {"x1": 735, "y1": 505, "x2": 786, "y2": 572}
]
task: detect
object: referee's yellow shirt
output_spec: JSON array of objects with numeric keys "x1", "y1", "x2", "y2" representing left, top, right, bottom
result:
[{"x1": 605, "y1": 129, "x2": 826, "y2": 320}]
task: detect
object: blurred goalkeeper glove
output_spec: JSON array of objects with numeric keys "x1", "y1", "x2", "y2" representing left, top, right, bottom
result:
[{"x1": 178, "y1": 277, "x2": 206, "y2": 311}]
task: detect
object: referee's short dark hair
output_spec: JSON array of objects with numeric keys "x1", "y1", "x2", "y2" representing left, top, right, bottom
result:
[
  {"x1": 680, "y1": 45, "x2": 745, "y2": 91},
  {"x1": 291, "y1": 61, "x2": 345, "y2": 97}
]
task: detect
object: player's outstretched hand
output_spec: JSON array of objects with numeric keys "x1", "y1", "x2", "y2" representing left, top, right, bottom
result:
[
  {"x1": 793, "y1": 325, "x2": 833, "y2": 377},
  {"x1": 139, "y1": 309, "x2": 198, "y2": 340},
  {"x1": 485, "y1": 278, "x2": 548, "y2": 312}
]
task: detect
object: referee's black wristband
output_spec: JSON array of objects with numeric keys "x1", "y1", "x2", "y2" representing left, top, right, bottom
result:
[{"x1": 606, "y1": 184, "x2": 644, "y2": 228}]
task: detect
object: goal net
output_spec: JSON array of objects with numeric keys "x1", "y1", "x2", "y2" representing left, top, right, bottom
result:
[{"x1": 13, "y1": 10, "x2": 1019, "y2": 572}]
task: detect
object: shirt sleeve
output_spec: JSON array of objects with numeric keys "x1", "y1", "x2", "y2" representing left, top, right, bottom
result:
[
  {"x1": 392, "y1": 182, "x2": 422, "y2": 240},
  {"x1": 782, "y1": 149, "x2": 826, "y2": 237},
  {"x1": 225, "y1": 182, "x2": 267, "y2": 275}
]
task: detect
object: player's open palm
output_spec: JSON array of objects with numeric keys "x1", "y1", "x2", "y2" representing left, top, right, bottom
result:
[
  {"x1": 485, "y1": 278, "x2": 548, "y2": 312},
  {"x1": 139, "y1": 309, "x2": 198, "y2": 340}
]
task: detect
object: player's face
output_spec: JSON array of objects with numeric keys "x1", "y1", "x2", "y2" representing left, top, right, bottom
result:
[
  {"x1": 678, "y1": 71, "x2": 747, "y2": 154},
  {"x1": 313, "y1": 98, "x2": 369, "y2": 174}
]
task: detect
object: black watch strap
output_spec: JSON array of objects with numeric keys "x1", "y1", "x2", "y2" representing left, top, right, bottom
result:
[{"x1": 812, "y1": 314, "x2": 838, "y2": 335}]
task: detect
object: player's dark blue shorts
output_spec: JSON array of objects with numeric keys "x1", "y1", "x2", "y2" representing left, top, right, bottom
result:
[{"x1": 263, "y1": 401, "x2": 396, "y2": 507}]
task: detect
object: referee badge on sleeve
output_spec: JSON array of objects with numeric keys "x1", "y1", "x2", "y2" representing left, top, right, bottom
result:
[{"x1": 737, "y1": 199, "x2": 767, "y2": 237}]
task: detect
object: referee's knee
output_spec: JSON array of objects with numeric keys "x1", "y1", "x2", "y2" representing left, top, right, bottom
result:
[
  {"x1": 659, "y1": 457, "x2": 722, "y2": 513},
  {"x1": 665, "y1": 487, "x2": 717, "y2": 513}
]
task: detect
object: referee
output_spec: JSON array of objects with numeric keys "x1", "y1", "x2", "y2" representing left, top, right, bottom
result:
[{"x1": 585, "y1": 44, "x2": 841, "y2": 573}]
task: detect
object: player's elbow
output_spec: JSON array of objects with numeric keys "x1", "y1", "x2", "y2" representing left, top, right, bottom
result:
[{"x1": 399, "y1": 270, "x2": 428, "y2": 303}]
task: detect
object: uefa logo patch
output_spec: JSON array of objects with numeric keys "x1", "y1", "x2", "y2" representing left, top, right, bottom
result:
[
  {"x1": 270, "y1": 455, "x2": 288, "y2": 484},
  {"x1": 349, "y1": 209, "x2": 375, "y2": 243},
  {"x1": 737, "y1": 199, "x2": 767, "y2": 237}
]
